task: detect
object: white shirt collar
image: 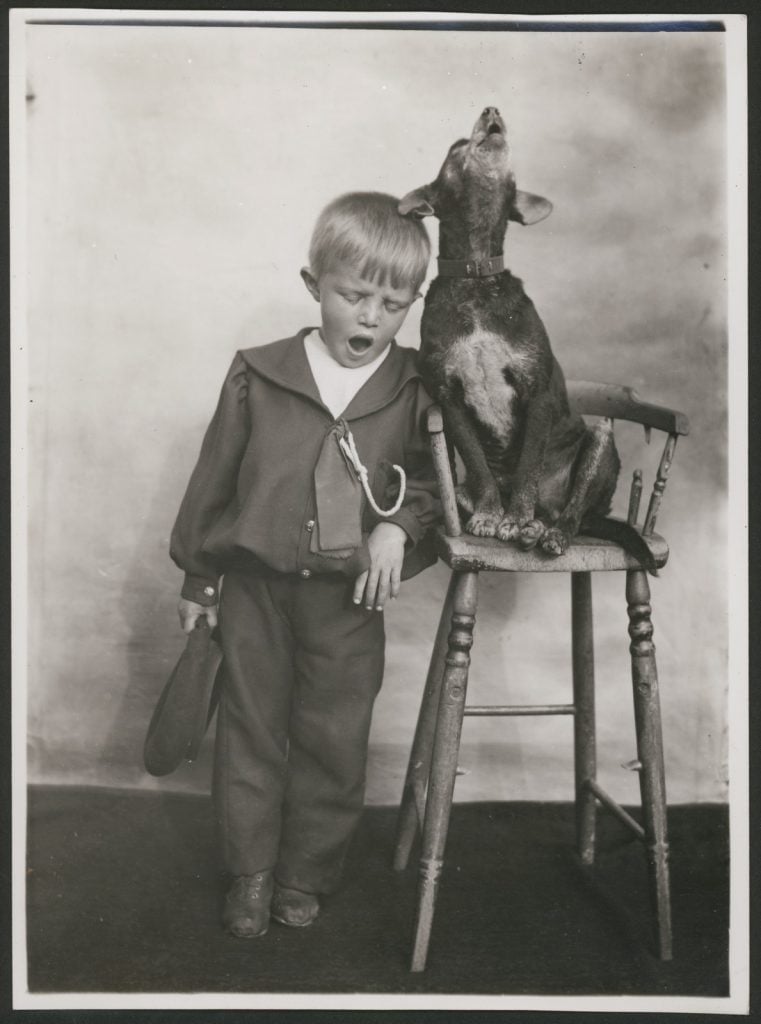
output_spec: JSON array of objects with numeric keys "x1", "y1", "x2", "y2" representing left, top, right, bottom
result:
[{"x1": 303, "y1": 329, "x2": 392, "y2": 418}]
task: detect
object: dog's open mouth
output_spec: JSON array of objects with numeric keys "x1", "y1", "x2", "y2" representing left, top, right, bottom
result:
[
  {"x1": 478, "y1": 122, "x2": 505, "y2": 147},
  {"x1": 348, "y1": 335, "x2": 373, "y2": 355}
]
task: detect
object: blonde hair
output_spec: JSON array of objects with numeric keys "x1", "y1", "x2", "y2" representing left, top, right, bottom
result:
[{"x1": 308, "y1": 191, "x2": 430, "y2": 292}]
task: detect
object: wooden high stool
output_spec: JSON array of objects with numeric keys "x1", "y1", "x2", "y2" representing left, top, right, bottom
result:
[{"x1": 393, "y1": 382, "x2": 689, "y2": 972}]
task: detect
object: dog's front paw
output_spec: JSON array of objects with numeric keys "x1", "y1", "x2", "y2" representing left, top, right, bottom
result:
[
  {"x1": 466, "y1": 510, "x2": 503, "y2": 538},
  {"x1": 495, "y1": 517, "x2": 520, "y2": 542},
  {"x1": 517, "y1": 519, "x2": 546, "y2": 550},
  {"x1": 541, "y1": 527, "x2": 569, "y2": 558}
]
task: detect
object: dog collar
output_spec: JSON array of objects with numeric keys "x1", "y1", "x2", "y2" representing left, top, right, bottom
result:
[{"x1": 437, "y1": 255, "x2": 504, "y2": 278}]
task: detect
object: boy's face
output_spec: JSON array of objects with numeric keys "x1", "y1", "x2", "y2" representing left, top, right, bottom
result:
[{"x1": 301, "y1": 262, "x2": 419, "y2": 368}]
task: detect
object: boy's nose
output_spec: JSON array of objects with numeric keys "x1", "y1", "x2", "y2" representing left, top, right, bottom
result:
[{"x1": 358, "y1": 299, "x2": 381, "y2": 326}]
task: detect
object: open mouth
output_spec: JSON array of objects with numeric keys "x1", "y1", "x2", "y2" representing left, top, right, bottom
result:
[
  {"x1": 477, "y1": 121, "x2": 505, "y2": 147},
  {"x1": 348, "y1": 335, "x2": 373, "y2": 355}
]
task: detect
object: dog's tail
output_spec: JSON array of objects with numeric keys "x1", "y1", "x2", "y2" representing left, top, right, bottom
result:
[{"x1": 580, "y1": 513, "x2": 659, "y2": 577}]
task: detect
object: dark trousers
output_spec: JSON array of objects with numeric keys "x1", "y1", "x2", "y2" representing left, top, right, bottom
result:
[{"x1": 213, "y1": 569, "x2": 385, "y2": 893}]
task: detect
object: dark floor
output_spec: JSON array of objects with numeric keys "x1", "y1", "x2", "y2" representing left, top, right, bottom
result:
[{"x1": 25, "y1": 785, "x2": 729, "y2": 996}]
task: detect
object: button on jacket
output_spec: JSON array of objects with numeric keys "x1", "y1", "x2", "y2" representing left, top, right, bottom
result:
[{"x1": 170, "y1": 328, "x2": 441, "y2": 604}]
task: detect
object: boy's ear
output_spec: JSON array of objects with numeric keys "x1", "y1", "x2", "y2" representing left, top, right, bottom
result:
[
  {"x1": 398, "y1": 186, "x2": 435, "y2": 219},
  {"x1": 300, "y1": 267, "x2": 320, "y2": 301},
  {"x1": 509, "y1": 190, "x2": 553, "y2": 226}
]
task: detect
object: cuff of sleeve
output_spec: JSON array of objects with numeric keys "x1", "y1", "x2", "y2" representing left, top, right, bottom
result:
[
  {"x1": 181, "y1": 575, "x2": 219, "y2": 605},
  {"x1": 386, "y1": 507, "x2": 423, "y2": 547}
]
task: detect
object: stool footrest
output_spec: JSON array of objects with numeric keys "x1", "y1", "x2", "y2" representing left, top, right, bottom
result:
[
  {"x1": 586, "y1": 779, "x2": 646, "y2": 841},
  {"x1": 464, "y1": 703, "x2": 576, "y2": 716}
]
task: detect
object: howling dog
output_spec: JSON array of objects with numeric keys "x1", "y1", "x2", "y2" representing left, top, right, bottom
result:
[{"x1": 399, "y1": 106, "x2": 655, "y2": 572}]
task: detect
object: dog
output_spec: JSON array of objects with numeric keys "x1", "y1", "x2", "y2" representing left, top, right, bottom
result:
[{"x1": 399, "y1": 106, "x2": 655, "y2": 572}]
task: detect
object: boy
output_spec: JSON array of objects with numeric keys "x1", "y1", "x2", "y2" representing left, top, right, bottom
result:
[{"x1": 170, "y1": 191, "x2": 439, "y2": 938}]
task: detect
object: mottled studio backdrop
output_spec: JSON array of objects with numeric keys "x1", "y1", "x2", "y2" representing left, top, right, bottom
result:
[{"x1": 22, "y1": 21, "x2": 729, "y2": 803}]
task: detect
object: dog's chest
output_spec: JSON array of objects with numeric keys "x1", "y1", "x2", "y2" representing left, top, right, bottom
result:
[{"x1": 442, "y1": 330, "x2": 528, "y2": 439}]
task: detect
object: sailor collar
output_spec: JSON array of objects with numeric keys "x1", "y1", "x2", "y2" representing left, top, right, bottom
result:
[{"x1": 238, "y1": 328, "x2": 422, "y2": 420}]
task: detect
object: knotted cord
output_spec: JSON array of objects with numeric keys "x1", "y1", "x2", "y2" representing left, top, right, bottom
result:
[{"x1": 338, "y1": 429, "x2": 407, "y2": 518}]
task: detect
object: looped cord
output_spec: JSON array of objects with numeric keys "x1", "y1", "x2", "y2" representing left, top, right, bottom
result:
[{"x1": 338, "y1": 429, "x2": 406, "y2": 518}]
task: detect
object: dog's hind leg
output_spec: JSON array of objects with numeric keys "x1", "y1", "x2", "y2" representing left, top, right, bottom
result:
[{"x1": 541, "y1": 419, "x2": 619, "y2": 557}]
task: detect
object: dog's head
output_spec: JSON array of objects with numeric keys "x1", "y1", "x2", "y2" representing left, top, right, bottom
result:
[{"x1": 399, "y1": 107, "x2": 552, "y2": 240}]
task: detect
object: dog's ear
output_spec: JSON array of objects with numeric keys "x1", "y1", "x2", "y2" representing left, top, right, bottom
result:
[
  {"x1": 510, "y1": 190, "x2": 553, "y2": 226},
  {"x1": 398, "y1": 186, "x2": 435, "y2": 219}
]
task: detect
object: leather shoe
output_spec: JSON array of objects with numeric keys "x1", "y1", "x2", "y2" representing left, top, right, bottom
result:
[
  {"x1": 222, "y1": 871, "x2": 274, "y2": 938},
  {"x1": 271, "y1": 884, "x2": 320, "y2": 927}
]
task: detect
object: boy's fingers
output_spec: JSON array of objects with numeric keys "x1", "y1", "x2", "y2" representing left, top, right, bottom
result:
[
  {"x1": 390, "y1": 565, "x2": 401, "y2": 600},
  {"x1": 374, "y1": 575, "x2": 390, "y2": 611},
  {"x1": 179, "y1": 604, "x2": 217, "y2": 633},
  {"x1": 353, "y1": 571, "x2": 369, "y2": 605},
  {"x1": 364, "y1": 569, "x2": 380, "y2": 610}
]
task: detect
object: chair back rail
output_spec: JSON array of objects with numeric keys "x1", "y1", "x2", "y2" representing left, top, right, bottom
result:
[
  {"x1": 427, "y1": 381, "x2": 690, "y2": 540},
  {"x1": 566, "y1": 381, "x2": 690, "y2": 436}
]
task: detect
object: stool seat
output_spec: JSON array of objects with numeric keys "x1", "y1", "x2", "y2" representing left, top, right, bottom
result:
[{"x1": 435, "y1": 524, "x2": 669, "y2": 574}]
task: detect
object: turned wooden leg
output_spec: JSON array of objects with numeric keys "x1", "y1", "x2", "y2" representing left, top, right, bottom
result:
[
  {"x1": 410, "y1": 571, "x2": 478, "y2": 972},
  {"x1": 572, "y1": 572, "x2": 597, "y2": 865},
  {"x1": 393, "y1": 574, "x2": 457, "y2": 871},
  {"x1": 626, "y1": 569, "x2": 673, "y2": 960}
]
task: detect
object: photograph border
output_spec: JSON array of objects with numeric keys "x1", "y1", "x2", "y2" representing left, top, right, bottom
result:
[{"x1": 6, "y1": 6, "x2": 752, "y2": 1017}]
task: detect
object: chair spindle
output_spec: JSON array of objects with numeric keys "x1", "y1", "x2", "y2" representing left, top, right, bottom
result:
[
  {"x1": 427, "y1": 406, "x2": 462, "y2": 538},
  {"x1": 643, "y1": 433, "x2": 679, "y2": 538},
  {"x1": 628, "y1": 468, "x2": 643, "y2": 526}
]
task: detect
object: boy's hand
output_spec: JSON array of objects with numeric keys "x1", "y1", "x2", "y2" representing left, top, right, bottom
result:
[
  {"x1": 178, "y1": 598, "x2": 218, "y2": 634},
  {"x1": 353, "y1": 522, "x2": 407, "y2": 611}
]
